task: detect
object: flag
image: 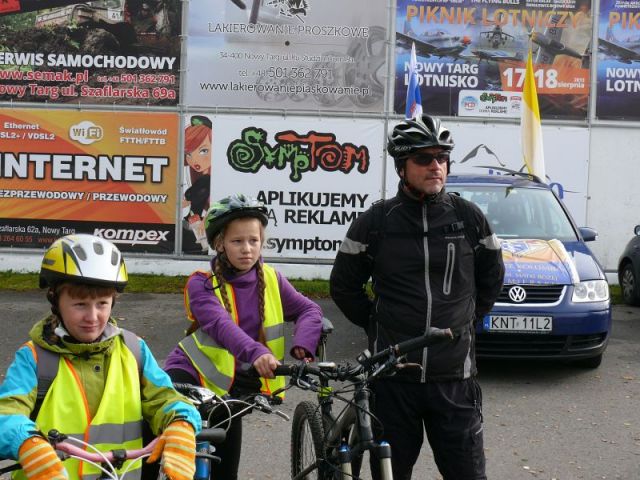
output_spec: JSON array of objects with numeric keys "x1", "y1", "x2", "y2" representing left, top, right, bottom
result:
[
  {"x1": 405, "y1": 42, "x2": 423, "y2": 119},
  {"x1": 521, "y1": 48, "x2": 545, "y2": 181}
]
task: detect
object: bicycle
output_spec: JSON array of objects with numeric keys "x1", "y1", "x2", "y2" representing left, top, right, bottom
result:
[
  {"x1": 0, "y1": 428, "x2": 159, "y2": 480},
  {"x1": 171, "y1": 382, "x2": 289, "y2": 480},
  {"x1": 273, "y1": 326, "x2": 455, "y2": 480}
]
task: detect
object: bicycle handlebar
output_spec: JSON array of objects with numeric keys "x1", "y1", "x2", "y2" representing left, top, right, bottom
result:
[
  {"x1": 53, "y1": 436, "x2": 158, "y2": 463},
  {"x1": 360, "y1": 326, "x2": 454, "y2": 369},
  {"x1": 262, "y1": 326, "x2": 455, "y2": 383}
]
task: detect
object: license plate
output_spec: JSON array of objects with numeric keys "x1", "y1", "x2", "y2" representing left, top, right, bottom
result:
[{"x1": 484, "y1": 315, "x2": 552, "y2": 333}]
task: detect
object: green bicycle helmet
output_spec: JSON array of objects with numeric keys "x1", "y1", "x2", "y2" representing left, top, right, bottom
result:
[
  {"x1": 39, "y1": 234, "x2": 128, "y2": 292},
  {"x1": 204, "y1": 194, "x2": 268, "y2": 246}
]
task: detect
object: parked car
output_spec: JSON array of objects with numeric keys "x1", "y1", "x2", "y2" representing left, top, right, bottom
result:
[
  {"x1": 617, "y1": 225, "x2": 640, "y2": 306},
  {"x1": 447, "y1": 173, "x2": 611, "y2": 368}
]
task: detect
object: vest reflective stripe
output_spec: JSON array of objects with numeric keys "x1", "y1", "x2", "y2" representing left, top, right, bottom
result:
[
  {"x1": 264, "y1": 323, "x2": 284, "y2": 342},
  {"x1": 179, "y1": 333, "x2": 234, "y2": 396},
  {"x1": 180, "y1": 264, "x2": 286, "y2": 397},
  {"x1": 15, "y1": 337, "x2": 143, "y2": 480}
]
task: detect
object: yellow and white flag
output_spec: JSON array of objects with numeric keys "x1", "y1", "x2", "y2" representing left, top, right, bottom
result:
[{"x1": 521, "y1": 49, "x2": 545, "y2": 181}]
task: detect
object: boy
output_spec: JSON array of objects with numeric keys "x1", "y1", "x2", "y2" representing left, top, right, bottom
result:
[{"x1": 0, "y1": 234, "x2": 200, "y2": 480}]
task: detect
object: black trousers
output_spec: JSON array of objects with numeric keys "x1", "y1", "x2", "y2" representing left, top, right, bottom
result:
[{"x1": 370, "y1": 377, "x2": 486, "y2": 480}]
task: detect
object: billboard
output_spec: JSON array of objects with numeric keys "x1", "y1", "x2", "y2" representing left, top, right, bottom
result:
[
  {"x1": 207, "y1": 114, "x2": 385, "y2": 260},
  {"x1": 393, "y1": 0, "x2": 593, "y2": 120},
  {"x1": 0, "y1": 109, "x2": 179, "y2": 252},
  {"x1": 184, "y1": 0, "x2": 387, "y2": 112},
  {"x1": 595, "y1": 0, "x2": 640, "y2": 120},
  {"x1": 0, "y1": 0, "x2": 182, "y2": 105}
]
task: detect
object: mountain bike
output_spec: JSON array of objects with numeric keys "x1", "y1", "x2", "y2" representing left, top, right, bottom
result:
[{"x1": 274, "y1": 326, "x2": 455, "y2": 480}]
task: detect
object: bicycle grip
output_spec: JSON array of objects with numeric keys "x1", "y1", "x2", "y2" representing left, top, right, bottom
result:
[
  {"x1": 241, "y1": 364, "x2": 294, "y2": 377},
  {"x1": 395, "y1": 327, "x2": 454, "y2": 356}
]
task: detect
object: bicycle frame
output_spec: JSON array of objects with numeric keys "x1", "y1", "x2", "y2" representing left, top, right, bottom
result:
[
  {"x1": 289, "y1": 325, "x2": 454, "y2": 480},
  {"x1": 294, "y1": 371, "x2": 392, "y2": 480}
]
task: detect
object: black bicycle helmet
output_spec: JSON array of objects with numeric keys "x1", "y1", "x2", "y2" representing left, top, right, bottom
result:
[
  {"x1": 387, "y1": 114, "x2": 454, "y2": 172},
  {"x1": 204, "y1": 194, "x2": 268, "y2": 246},
  {"x1": 39, "y1": 234, "x2": 128, "y2": 292}
]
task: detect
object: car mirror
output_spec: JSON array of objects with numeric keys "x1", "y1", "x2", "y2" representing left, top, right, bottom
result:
[
  {"x1": 579, "y1": 227, "x2": 598, "y2": 242},
  {"x1": 634, "y1": 225, "x2": 640, "y2": 236}
]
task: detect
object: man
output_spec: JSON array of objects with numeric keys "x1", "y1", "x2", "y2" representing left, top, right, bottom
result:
[{"x1": 330, "y1": 114, "x2": 504, "y2": 480}]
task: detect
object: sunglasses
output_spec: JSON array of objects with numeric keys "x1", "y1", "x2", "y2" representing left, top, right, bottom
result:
[{"x1": 409, "y1": 152, "x2": 450, "y2": 166}]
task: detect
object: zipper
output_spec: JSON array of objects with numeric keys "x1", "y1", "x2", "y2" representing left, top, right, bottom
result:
[
  {"x1": 422, "y1": 203, "x2": 431, "y2": 382},
  {"x1": 443, "y1": 242, "x2": 455, "y2": 295}
]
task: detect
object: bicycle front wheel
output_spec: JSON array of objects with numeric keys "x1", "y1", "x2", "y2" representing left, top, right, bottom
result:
[{"x1": 291, "y1": 400, "x2": 333, "y2": 480}]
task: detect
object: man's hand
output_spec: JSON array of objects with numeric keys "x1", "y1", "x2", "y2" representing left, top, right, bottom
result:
[
  {"x1": 253, "y1": 352, "x2": 279, "y2": 378},
  {"x1": 18, "y1": 436, "x2": 67, "y2": 480},
  {"x1": 147, "y1": 420, "x2": 196, "y2": 480}
]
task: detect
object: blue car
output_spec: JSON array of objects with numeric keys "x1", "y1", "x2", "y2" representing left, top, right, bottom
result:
[{"x1": 447, "y1": 173, "x2": 611, "y2": 368}]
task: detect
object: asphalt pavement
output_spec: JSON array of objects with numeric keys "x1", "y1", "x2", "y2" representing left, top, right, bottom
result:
[{"x1": 0, "y1": 291, "x2": 639, "y2": 479}]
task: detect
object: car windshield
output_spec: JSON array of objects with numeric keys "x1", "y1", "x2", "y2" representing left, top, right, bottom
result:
[{"x1": 448, "y1": 185, "x2": 578, "y2": 241}]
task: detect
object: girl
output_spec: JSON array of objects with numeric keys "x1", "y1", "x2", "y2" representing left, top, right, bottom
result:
[{"x1": 164, "y1": 193, "x2": 323, "y2": 479}]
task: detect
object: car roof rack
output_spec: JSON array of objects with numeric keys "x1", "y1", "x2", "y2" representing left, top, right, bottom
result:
[{"x1": 472, "y1": 166, "x2": 546, "y2": 184}]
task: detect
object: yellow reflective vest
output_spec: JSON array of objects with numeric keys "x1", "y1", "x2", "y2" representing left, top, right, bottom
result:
[
  {"x1": 14, "y1": 337, "x2": 143, "y2": 480},
  {"x1": 179, "y1": 264, "x2": 285, "y2": 397}
]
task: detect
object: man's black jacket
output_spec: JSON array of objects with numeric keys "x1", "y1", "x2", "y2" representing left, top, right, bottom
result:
[{"x1": 330, "y1": 187, "x2": 505, "y2": 382}]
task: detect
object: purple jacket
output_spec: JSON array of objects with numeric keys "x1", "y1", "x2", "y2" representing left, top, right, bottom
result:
[{"x1": 164, "y1": 259, "x2": 323, "y2": 380}]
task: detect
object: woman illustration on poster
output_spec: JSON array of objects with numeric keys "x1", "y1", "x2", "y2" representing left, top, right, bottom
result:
[{"x1": 182, "y1": 115, "x2": 212, "y2": 252}]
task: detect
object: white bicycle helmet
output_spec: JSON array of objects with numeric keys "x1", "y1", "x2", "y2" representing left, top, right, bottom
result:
[{"x1": 39, "y1": 234, "x2": 128, "y2": 292}]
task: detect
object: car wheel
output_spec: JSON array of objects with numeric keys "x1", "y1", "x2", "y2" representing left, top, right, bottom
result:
[
  {"x1": 620, "y1": 263, "x2": 640, "y2": 306},
  {"x1": 573, "y1": 354, "x2": 603, "y2": 369}
]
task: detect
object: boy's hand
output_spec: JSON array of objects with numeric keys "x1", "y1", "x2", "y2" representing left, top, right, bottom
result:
[
  {"x1": 147, "y1": 420, "x2": 195, "y2": 480},
  {"x1": 18, "y1": 436, "x2": 67, "y2": 480}
]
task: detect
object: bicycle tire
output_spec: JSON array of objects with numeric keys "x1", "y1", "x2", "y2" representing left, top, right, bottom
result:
[{"x1": 291, "y1": 400, "x2": 334, "y2": 480}]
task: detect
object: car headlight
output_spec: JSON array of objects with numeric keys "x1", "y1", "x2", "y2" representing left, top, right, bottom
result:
[{"x1": 572, "y1": 280, "x2": 610, "y2": 303}]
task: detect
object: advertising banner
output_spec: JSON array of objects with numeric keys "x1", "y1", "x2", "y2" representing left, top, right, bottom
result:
[
  {"x1": 184, "y1": 0, "x2": 387, "y2": 113},
  {"x1": 393, "y1": 0, "x2": 592, "y2": 120},
  {"x1": 0, "y1": 109, "x2": 179, "y2": 253},
  {"x1": 0, "y1": 0, "x2": 182, "y2": 105},
  {"x1": 384, "y1": 122, "x2": 589, "y2": 224},
  {"x1": 207, "y1": 115, "x2": 385, "y2": 260},
  {"x1": 595, "y1": 0, "x2": 640, "y2": 120}
]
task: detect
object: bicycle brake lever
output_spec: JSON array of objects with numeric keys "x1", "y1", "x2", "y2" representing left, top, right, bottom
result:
[
  {"x1": 254, "y1": 395, "x2": 273, "y2": 412},
  {"x1": 274, "y1": 410, "x2": 290, "y2": 421}
]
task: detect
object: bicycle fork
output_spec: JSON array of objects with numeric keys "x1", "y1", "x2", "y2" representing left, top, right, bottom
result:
[{"x1": 353, "y1": 388, "x2": 393, "y2": 480}]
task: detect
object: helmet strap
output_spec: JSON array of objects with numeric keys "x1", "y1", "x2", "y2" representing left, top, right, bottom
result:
[{"x1": 217, "y1": 251, "x2": 241, "y2": 275}]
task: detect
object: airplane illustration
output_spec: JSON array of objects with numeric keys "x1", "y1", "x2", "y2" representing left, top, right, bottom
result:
[
  {"x1": 598, "y1": 27, "x2": 640, "y2": 63},
  {"x1": 470, "y1": 48, "x2": 523, "y2": 64},
  {"x1": 397, "y1": 30, "x2": 471, "y2": 59},
  {"x1": 531, "y1": 14, "x2": 584, "y2": 64}
]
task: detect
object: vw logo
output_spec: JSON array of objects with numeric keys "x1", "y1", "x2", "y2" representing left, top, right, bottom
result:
[{"x1": 508, "y1": 285, "x2": 527, "y2": 303}]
